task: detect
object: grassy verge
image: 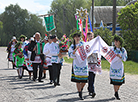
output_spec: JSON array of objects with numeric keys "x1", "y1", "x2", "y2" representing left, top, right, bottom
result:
[{"x1": 64, "y1": 57, "x2": 138, "y2": 75}]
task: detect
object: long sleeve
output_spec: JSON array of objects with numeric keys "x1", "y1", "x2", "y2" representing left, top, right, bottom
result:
[
  {"x1": 68, "y1": 44, "x2": 76, "y2": 59},
  {"x1": 43, "y1": 43, "x2": 49, "y2": 55},
  {"x1": 121, "y1": 47, "x2": 127, "y2": 62},
  {"x1": 50, "y1": 42, "x2": 59, "y2": 56}
]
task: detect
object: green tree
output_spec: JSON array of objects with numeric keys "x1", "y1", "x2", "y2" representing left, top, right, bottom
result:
[
  {"x1": 94, "y1": 28, "x2": 113, "y2": 46},
  {"x1": 49, "y1": 0, "x2": 88, "y2": 38},
  {"x1": 117, "y1": 1, "x2": 138, "y2": 50},
  {"x1": 0, "y1": 4, "x2": 45, "y2": 46}
]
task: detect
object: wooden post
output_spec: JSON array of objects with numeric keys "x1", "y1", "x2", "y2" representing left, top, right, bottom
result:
[
  {"x1": 113, "y1": 0, "x2": 116, "y2": 35},
  {"x1": 92, "y1": 0, "x2": 94, "y2": 31}
]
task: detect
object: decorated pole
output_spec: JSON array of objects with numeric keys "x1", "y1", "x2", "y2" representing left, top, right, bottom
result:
[
  {"x1": 75, "y1": 7, "x2": 88, "y2": 42},
  {"x1": 92, "y1": 0, "x2": 94, "y2": 31}
]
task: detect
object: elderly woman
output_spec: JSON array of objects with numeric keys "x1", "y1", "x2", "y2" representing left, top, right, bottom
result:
[
  {"x1": 28, "y1": 32, "x2": 44, "y2": 82},
  {"x1": 110, "y1": 34, "x2": 127, "y2": 100}
]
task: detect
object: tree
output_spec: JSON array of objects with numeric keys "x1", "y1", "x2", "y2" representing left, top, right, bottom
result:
[
  {"x1": 0, "y1": 4, "x2": 45, "y2": 46},
  {"x1": 117, "y1": 1, "x2": 138, "y2": 50},
  {"x1": 94, "y1": 28, "x2": 113, "y2": 46},
  {"x1": 49, "y1": 0, "x2": 88, "y2": 38}
]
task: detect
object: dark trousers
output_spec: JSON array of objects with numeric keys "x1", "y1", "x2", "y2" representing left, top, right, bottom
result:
[
  {"x1": 32, "y1": 63, "x2": 43, "y2": 81},
  {"x1": 48, "y1": 66, "x2": 53, "y2": 80},
  {"x1": 52, "y1": 63, "x2": 61, "y2": 84},
  {"x1": 88, "y1": 71, "x2": 96, "y2": 93}
]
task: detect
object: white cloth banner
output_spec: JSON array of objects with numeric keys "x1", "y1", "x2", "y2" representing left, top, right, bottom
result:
[{"x1": 76, "y1": 36, "x2": 120, "y2": 65}]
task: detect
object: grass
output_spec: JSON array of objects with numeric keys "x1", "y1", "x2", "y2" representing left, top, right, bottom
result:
[{"x1": 64, "y1": 57, "x2": 138, "y2": 75}]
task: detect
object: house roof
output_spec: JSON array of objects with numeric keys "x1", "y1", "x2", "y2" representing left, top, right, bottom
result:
[
  {"x1": 126, "y1": 0, "x2": 137, "y2": 5},
  {"x1": 89, "y1": 6, "x2": 125, "y2": 24}
]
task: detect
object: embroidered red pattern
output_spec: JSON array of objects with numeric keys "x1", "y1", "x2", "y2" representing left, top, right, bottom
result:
[{"x1": 78, "y1": 46, "x2": 87, "y2": 61}]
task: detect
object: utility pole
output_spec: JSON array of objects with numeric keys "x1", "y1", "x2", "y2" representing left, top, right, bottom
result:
[
  {"x1": 92, "y1": 0, "x2": 94, "y2": 31},
  {"x1": 113, "y1": 0, "x2": 116, "y2": 35},
  {"x1": 63, "y1": 5, "x2": 65, "y2": 34}
]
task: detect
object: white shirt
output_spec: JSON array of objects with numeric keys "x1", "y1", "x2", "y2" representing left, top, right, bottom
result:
[
  {"x1": 50, "y1": 42, "x2": 60, "y2": 63},
  {"x1": 43, "y1": 42, "x2": 52, "y2": 57}
]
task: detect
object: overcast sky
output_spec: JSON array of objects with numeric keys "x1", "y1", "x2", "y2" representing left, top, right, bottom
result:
[{"x1": 0, "y1": 0, "x2": 53, "y2": 15}]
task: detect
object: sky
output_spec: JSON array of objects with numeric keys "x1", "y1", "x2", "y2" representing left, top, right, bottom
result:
[{"x1": 0, "y1": 0, "x2": 53, "y2": 15}]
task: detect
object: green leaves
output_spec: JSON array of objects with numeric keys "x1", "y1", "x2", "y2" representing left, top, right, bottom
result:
[
  {"x1": 94, "y1": 28, "x2": 113, "y2": 46},
  {"x1": 0, "y1": 4, "x2": 45, "y2": 46},
  {"x1": 117, "y1": 1, "x2": 138, "y2": 50}
]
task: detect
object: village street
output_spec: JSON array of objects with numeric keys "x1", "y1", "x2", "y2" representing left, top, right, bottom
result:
[{"x1": 0, "y1": 47, "x2": 138, "y2": 102}]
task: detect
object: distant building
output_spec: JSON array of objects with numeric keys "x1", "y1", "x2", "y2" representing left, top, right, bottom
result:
[
  {"x1": 126, "y1": 0, "x2": 137, "y2": 5},
  {"x1": 89, "y1": 6, "x2": 125, "y2": 26}
]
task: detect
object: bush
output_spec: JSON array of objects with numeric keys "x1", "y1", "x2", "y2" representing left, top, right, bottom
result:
[{"x1": 94, "y1": 28, "x2": 113, "y2": 46}]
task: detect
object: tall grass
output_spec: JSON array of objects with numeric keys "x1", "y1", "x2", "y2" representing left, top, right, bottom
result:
[{"x1": 64, "y1": 57, "x2": 138, "y2": 75}]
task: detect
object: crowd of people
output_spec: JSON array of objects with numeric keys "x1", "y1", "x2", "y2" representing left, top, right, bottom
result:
[{"x1": 6, "y1": 31, "x2": 127, "y2": 100}]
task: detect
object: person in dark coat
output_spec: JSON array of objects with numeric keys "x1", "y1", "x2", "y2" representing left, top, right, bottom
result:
[{"x1": 28, "y1": 32, "x2": 44, "y2": 82}]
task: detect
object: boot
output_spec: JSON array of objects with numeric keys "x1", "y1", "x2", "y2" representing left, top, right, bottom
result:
[
  {"x1": 114, "y1": 92, "x2": 120, "y2": 100},
  {"x1": 13, "y1": 64, "x2": 15, "y2": 69},
  {"x1": 78, "y1": 91, "x2": 84, "y2": 100}
]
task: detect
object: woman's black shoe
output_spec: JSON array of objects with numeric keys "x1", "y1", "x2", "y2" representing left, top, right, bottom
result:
[
  {"x1": 114, "y1": 92, "x2": 120, "y2": 100},
  {"x1": 92, "y1": 92, "x2": 96, "y2": 98},
  {"x1": 78, "y1": 91, "x2": 84, "y2": 100}
]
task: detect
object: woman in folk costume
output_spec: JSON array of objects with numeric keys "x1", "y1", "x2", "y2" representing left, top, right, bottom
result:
[
  {"x1": 42, "y1": 36, "x2": 49, "y2": 79},
  {"x1": 19, "y1": 34, "x2": 28, "y2": 76},
  {"x1": 13, "y1": 41, "x2": 25, "y2": 79},
  {"x1": 43, "y1": 35, "x2": 53, "y2": 84},
  {"x1": 19, "y1": 34, "x2": 28, "y2": 49},
  {"x1": 110, "y1": 34, "x2": 127, "y2": 100},
  {"x1": 23, "y1": 37, "x2": 34, "y2": 79},
  {"x1": 6, "y1": 36, "x2": 17, "y2": 69},
  {"x1": 68, "y1": 33, "x2": 88, "y2": 100}
]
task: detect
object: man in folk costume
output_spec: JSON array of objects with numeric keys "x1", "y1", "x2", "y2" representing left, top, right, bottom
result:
[
  {"x1": 87, "y1": 32, "x2": 101, "y2": 98},
  {"x1": 50, "y1": 35, "x2": 62, "y2": 87},
  {"x1": 43, "y1": 35, "x2": 53, "y2": 84},
  {"x1": 28, "y1": 32, "x2": 44, "y2": 82},
  {"x1": 7, "y1": 36, "x2": 17, "y2": 69}
]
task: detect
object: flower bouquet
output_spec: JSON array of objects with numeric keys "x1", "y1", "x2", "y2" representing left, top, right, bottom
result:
[{"x1": 58, "y1": 34, "x2": 71, "y2": 57}]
